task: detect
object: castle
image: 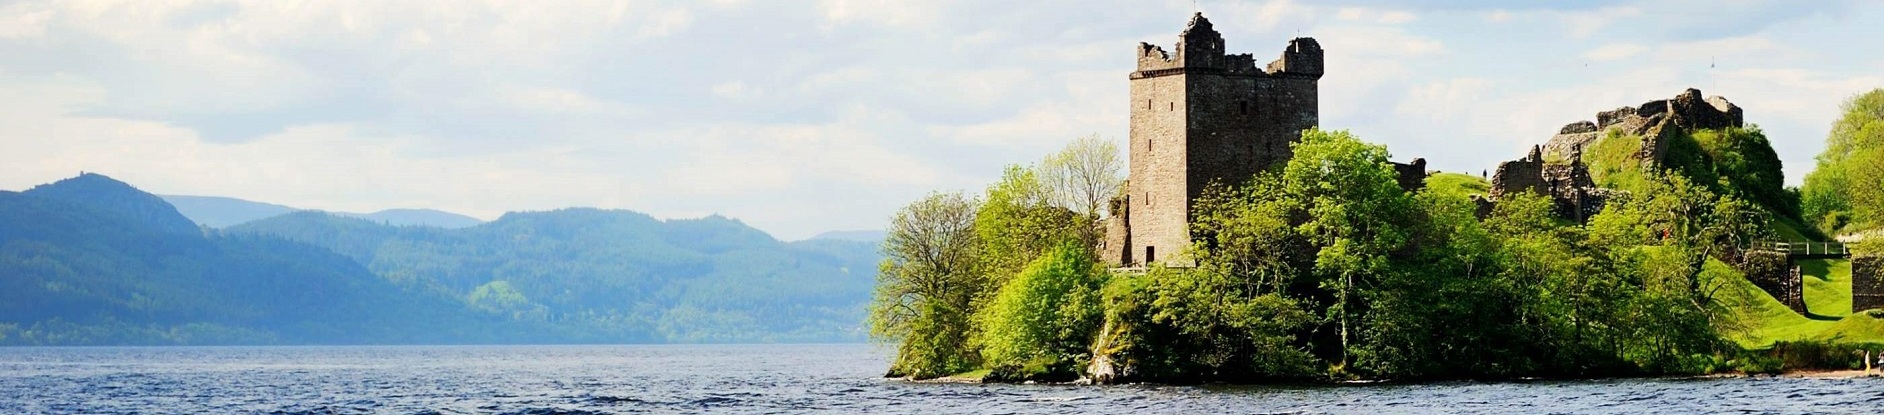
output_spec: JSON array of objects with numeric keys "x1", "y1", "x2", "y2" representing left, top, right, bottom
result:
[
  {"x1": 1481, "y1": 88, "x2": 1746, "y2": 223},
  {"x1": 1099, "y1": 13, "x2": 1325, "y2": 267}
]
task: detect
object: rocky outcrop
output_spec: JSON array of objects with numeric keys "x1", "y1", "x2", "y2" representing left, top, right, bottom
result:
[
  {"x1": 1486, "y1": 88, "x2": 1743, "y2": 222},
  {"x1": 1540, "y1": 88, "x2": 1744, "y2": 163}
]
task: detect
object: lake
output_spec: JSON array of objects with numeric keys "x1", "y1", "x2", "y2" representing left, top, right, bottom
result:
[{"x1": 0, "y1": 344, "x2": 1879, "y2": 414}]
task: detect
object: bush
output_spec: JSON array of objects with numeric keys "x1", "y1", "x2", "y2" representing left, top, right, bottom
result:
[{"x1": 974, "y1": 243, "x2": 1106, "y2": 381}]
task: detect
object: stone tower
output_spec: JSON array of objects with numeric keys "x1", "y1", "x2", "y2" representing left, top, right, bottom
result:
[{"x1": 1102, "y1": 13, "x2": 1323, "y2": 267}]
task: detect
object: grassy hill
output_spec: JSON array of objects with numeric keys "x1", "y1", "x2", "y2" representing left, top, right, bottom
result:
[
  {"x1": 1423, "y1": 172, "x2": 1490, "y2": 197},
  {"x1": 1722, "y1": 258, "x2": 1884, "y2": 348},
  {"x1": 227, "y1": 209, "x2": 882, "y2": 343}
]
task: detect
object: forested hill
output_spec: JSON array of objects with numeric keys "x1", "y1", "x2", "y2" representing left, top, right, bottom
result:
[
  {"x1": 160, "y1": 194, "x2": 484, "y2": 228},
  {"x1": 0, "y1": 174, "x2": 526, "y2": 345},
  {"x1": 0, "y1": 174, "x2": 881, "y2": 345},
  {"x1": 225, "y1": 210, "x2": 880, "y2": 343}
]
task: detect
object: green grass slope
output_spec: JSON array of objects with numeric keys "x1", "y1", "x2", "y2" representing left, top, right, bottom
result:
[
  {"x1": 1723, "y1": 258, "x2": 1884, "y2": 348},
  {"x1": 1423, "y1": 172, "x2": 1490, "y2": 197}
]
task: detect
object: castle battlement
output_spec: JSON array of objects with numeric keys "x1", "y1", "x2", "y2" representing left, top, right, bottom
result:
[{"x1": 1133, "y1": 14, "x2": 1323, "y2": 80}]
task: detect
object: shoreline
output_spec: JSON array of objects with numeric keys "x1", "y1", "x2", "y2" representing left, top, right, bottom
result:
[
  {"x1": 905, "y1": 369, "x2": 1884, "y2": 386},
  {"x1": 1775, "y1": 369, "x2": 1883, "y2": 379}
]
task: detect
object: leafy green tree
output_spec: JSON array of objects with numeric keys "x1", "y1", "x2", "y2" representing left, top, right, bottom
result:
[
  {"x1": 1280, "y1": 129, "x2": 1416, "y2": 370},
  {"x1": 1802, "y1": 89, "x2": 1884, "y2": 234},
  {"x1": 1354, "y1": 189, "x2": 1526, "y2": 378},
  {"x1": 1687, "y1": 127, "x2": 1796, "y2": 220},
  {"x1": 975, "y1": 165, "x2": 1083, "y2": 284},
  {"x1": 870, "y1": 191, "x2": 986, "y2": 379},
  {"x1": 1584, "y1": 174, "x2": 1744, "y2": 373},
  {"x1": 974, "y1": 243, "x2": 1106, "y2": 380}
]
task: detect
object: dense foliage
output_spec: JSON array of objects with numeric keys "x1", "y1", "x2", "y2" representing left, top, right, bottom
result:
[
  {"x1": 975, "y1": 244, "x2": 1105, "y2": 381},
  {"x1": 870, "y1": 192, "x2": 985, "y2": 378},
  {"x1": 877, "y1": 128, "x2": 1792, "y2": 382},
  {"x1": 871, "y1": 137, "x2": 1122, "y2": 379},
  {"x1": 1802, "y1": 89, "x2": 1884, "y2": 236}
]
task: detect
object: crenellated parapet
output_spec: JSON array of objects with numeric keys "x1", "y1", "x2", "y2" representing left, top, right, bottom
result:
[
  {"x1": 1266, "y1": 37, "x2": 1323, "y2": 78},
  {"x1": 1132, "y1": 13, "x2": 1323, "y2": 80}
]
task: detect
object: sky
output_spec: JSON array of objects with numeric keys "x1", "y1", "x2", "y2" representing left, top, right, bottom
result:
[{"x1": 1, "y1": 0, "x2": 1880, "y2": 240}]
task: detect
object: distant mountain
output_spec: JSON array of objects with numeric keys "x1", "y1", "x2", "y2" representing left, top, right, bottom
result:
[
  {"x1": 331, "y1": 208, "x2": 482, "y2": 229},
  {"x1": 161, "y1": 195, "x2": 483, "y2": 229},
  {"x1": 229, "y1": 211, "x2": 880, "y2": 343},
  {"x1": 808, "y1": 230, "x2": 887, "y2": 243},
  {"x1": 29, "y1": 174, "x2": 202, "y2": 235},
  {"x1": 1, "y1": 174, "x2": 881, "y2": 346},
  {"x1": 0, "y1": 175, "x2": 521, "y2": 345},
  {"x1": 162, "y1": 195, "x2": 297, "y2": 228}
]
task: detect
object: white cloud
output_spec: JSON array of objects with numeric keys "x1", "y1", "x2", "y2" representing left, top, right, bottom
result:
[
  {"x1": 1334, "y1": 7, "x2": 1416, "y2": 25},
  {"x1": 1581, "y1": 43, "x2": 1647, "y2": 61},
  {"x1": 1559, "y1": 6, "x2": 1642, "y2": 38},
  {"x1": 0, "y1": 2, "x2": 54, "y2": 39},
  {"x1": 817, "y1": 0, "x2": 940, "y2": 29},
  {"x1": 1485, "y1": 10, "x2": 1512, "y2": 23},
  {"x1": 5, "y1": 0, "x2": 1884, "y2": 238}
]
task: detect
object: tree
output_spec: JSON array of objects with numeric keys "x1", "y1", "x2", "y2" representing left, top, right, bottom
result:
[
  {"x1": 974, "y1": 243, "x2": 1106, "y2": 380},
  {"x1": 870, "y1": 191, "x2": 986, "y2": 378},
  {"x1": 1040, "y1": 133, "x2": 1125, "y2": 221},
  {"x1": 1280, "y1": 129, "x2": 1415, "y2": 370},
  {"x1": 1802, "y1": 89, "x2": 1884, "y2": 234},
  {"x1": 976, "y1": 165, "x2": 1082, "y2": 283}
]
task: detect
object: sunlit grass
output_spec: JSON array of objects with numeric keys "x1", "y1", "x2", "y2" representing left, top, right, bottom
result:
[
  {"x1": 1423, "y1": 172, "x2": 1489, "y2": 197},
  {"x1": 1723, "y1": 257, "x2": 1884, "y2": 348}
]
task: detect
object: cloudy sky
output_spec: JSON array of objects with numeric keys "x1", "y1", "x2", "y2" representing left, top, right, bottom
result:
[{"x1": 2, "y1": 0, "x2": 1879, "y2": 240}]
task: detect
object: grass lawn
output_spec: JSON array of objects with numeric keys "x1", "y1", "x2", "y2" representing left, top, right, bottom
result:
[
  {"x1": 1722, "y1": 258, "x2": 1884, "y2": 348},
  {"x1": 1423, "y1": 172, "x2": 1489, "y2": 197}
]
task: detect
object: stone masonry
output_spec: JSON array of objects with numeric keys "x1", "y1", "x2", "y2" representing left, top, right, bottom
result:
[
  {"x1": 1099, "y1": 13, "x2": 1322, "y2": 267},
  {"x1": 1482, "y1": 89, "x2": 1742, "y2": 222},
  {"x1": 1855, "y1": 256, "x2": 1884, "y2": 313},
  {"x1": 1484, "y1": 145, "x2": 1611, "y2": 222},
  {"x1": 1742, "y1": 249, "x2": 1806, "y2": 314},
  {"x1": 1540, "y1": 88, "x2": 1743, "y2": 164}
]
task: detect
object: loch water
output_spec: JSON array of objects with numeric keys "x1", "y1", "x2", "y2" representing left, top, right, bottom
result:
[{"x1": 1, "y1": 344, "x2": 1880, "y2": 414}]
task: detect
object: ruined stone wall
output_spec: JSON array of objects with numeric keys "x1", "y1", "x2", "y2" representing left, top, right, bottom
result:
[
  {"x1": 1183, "y1": 51, "x2": 1319, "y2": 203},
  {"x1": 1742, "y1": 250, "x2": 1805, "y2": 314},
  {"x1": 1486, "y1": 146, "x2": 1607, "y2": 222},
  {"x1": 1100, "y1": 195, "x2": 1131, "y2": 267},
  {"x1": 1393, "y1": 158, "x2": 1427, "y2": 192},
  {"x1": 1855, "y1": 256, "x2": 1884, "y2": 313},
  {"x1": 1539, "y1": 88, "x2": 1744, "y2": 163}
]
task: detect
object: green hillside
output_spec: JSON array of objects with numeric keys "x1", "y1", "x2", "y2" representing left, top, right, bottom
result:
[
  {"x1": 227, "y1": 208, "x2": 881, "y2": 343},
  {"x1": 1423, "y1": 172, "x2": 1490, "y2": 197},
  {"x1": 1723, "y1": 258, "x2": 1884, "y2": 348},
  {"x1": 1, "y1": 174, "x2": 882, "y2": 345},
  {"x1": 0, "y1": 176, "x2": 527, "y2": 345},
  {"x1": 1582, "y1": 127, "x2": 1824, "y2": 242}
]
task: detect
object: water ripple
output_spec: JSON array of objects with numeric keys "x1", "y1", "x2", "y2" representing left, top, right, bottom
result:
[{"x1": 1, "y1": 345, "x2": 1882, "y2": 414}]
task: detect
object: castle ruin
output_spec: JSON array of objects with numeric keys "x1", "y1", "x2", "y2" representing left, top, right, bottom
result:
[{"x1": 1482, "y1": 89, "x2": 1744, "y2": 222}]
